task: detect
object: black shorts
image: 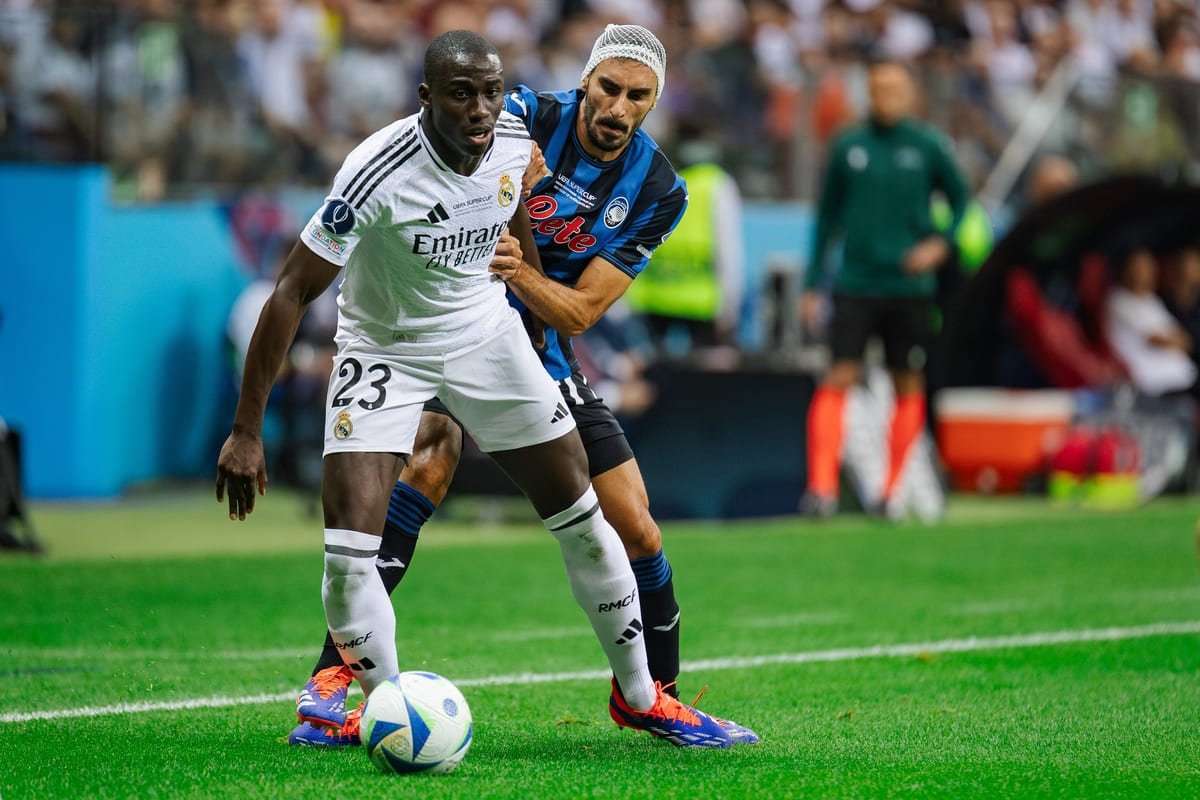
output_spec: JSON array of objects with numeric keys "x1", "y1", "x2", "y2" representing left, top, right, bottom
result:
[
  {"x1": 829, "y1": 294, "x2": 933, "y2": 371},
  {"x1": 423, "y1": 371, "x2": 634, "y2": 478}
]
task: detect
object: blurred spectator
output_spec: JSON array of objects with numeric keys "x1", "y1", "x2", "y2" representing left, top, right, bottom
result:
[
  {"x1": 1107, "y1": 79, "x2": 1189, "y2": 176},
  {"x1": 10, "y1": 1, "x2": 97, "y2": 162},
  {"x1": 1156, "y1": 12, "x2": 1200, "y2": 158},
  {"x1": 969, "y1": 0, "x2": 1038, "y2": 131},
  {"x1": 236, "y1": 0, "x2": 326, "y2": 181},
  {"x1": 0, "y1": 0, "x2": 1196, "y2": 199},
  {"x1": 994, "y1": 151, "x2": 1080, "y2": 232},
  {"x1": 321, "y1": 0, "x2": 419, "y2": 166},
  {"x1": 799, "y1": 57, "x2": 969, "y2": 519},
  {"x1": 1161, "y1": 245, "x2": 1200, "y2": 369},
  {"x1": 1066, "y1": 0, "x2": 1122, "y2": 102},
  {"x1": 178, "y1": 0, "x2": 261, "y2": 186},
  {"x1": 1026, "y1": 152, "x2": 1081, "y2": 209},
  {"x1": 852, "y1": 1, "x2": 935, "y2": 61},
  {"x1": 102, "y1": 0, "x2": 191, "y2": 200},
  {"x1": 1106, "y1": 246, "x2": 1197, "y2": 397}
]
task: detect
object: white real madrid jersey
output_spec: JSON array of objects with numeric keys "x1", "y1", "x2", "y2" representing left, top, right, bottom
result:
[{"x1": 300, "y1": 109, "x2": 532, "y2": 355}]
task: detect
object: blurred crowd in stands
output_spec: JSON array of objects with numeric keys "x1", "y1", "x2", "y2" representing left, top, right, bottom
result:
[{"x1": 1, "y1": 0, "x2": 1198, "y2": 202}]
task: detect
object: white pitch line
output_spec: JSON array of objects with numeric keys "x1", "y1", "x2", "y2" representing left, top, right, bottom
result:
[{"x1": 3, "y1": 620, "x2": 1198, "y2": 724}]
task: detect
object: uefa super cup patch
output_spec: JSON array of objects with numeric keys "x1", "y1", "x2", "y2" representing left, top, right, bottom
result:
[{"x1": 321, "y1": 199, "x2": 357, "y2": 235}]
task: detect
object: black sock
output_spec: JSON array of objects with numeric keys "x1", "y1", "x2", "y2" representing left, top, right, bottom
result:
[
  {"x1": 310, "y1": 483, "x2": 435, "y2": 675},
  {"x1": 630, "y1": 551, "x2": 681, "y2": 696}
]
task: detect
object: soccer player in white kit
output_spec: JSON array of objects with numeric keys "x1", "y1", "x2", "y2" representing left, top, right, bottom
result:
[{"x1": 215, "y1": 30, "x2": 732, "y2": 749}]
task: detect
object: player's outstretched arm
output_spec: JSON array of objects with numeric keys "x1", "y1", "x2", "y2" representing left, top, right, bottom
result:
[{"x1": 216, "y1": 241, "x2": 340, "y2": 521}]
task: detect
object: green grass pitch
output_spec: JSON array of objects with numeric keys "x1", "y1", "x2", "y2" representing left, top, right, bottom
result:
[{"x1": 1, "y1": 491, "x2": 1199, "y2": 798}]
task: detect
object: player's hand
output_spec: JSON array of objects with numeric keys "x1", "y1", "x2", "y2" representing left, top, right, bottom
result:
[
  {"x1": 489, "y1": 232, "x2": 525, "y2": 283},
  {"x1": 215, "y1": 432, "x2": 267, "y2": 521},
  {"x1": 522, "y1": 141, "x2": 551, "y2": 197},
  {"x1": 903, "y1": 236, "x2": 951, "y2": 275},
  {"x1": 800, "y1": 291, "x2": 825, "y2": 336}
]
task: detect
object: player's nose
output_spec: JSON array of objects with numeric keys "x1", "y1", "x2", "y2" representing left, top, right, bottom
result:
[{"x1": 466, "y1": 95, "x2": 491, "y2": 121}]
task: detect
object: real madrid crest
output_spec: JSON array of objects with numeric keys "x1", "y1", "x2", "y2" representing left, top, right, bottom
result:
[
  {"x1": 498, "y1": 173, "x2": 515, "y2": 207},
  {"x1": 333, "y1": 411, "x2": 353, "y2": 440}
]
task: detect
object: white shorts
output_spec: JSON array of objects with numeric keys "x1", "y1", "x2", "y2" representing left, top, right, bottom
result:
[{"x1": 322, "y1": 317, "x2": 576, "y2": 456}]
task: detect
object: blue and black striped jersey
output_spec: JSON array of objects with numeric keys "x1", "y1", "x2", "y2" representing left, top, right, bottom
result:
[{"x1": 504, "y1": 84, "x2": 688, "y2": 380}]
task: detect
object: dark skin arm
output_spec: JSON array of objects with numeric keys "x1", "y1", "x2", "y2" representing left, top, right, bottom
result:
[{"x1": 216, "y1": 241, "x2": 340, "y2": 520}]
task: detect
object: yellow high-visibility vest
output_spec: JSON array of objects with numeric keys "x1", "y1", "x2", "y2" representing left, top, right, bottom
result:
[{"x1": 626, "y1": 163, "x2": 724, "y2": 321}]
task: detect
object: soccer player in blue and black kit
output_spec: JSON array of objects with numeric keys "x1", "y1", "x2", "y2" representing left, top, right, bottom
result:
[{"x1": 288, "y1": 24, "x2": 758, "y2": 748}]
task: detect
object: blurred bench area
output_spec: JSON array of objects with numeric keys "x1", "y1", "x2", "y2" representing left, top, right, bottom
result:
[{"x1": 3, "y1": 1, "x2": 1200, "y2": 518}]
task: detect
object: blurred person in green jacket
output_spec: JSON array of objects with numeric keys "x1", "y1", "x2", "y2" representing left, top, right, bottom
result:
[{"x1": 800, "y1": 57, "x2": 969, "y2": 519}]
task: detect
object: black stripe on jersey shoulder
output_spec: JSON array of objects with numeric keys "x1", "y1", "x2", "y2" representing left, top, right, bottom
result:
[
  {"x1": 496, "y1": 118, "x2": 526, "y2": 130},
  {"x1": 348, "y1": 139, "x2": 421, "y2": 208},
  {"x1": 495, "y1": 131, "x2": 530, "y2": 140},
  {"x1": 339, "y1": 126, "x2": 417, "y2": 200},
  {"x1": 350, "y1": 146, "x2": 422, "y2": 209},
  {"x1": 626, "y1": 148, "x2": 686, "y2": 220}
]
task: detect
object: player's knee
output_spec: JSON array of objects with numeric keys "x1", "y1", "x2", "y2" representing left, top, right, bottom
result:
[
  {"x1": 616, "y1": 513, "x2": 662, "y2": 558},
  {"x1": 824, "y1": 362, "x2": 860, "y2": 389},
  {"x1": 323, "y1": 549, "x2": 376, "y2": 582},
  {"x1": 890, "y1": 369, "x2": 925, "y2": 397}
]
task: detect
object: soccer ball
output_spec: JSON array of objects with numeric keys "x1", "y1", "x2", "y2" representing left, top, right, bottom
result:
[{"x1": 361, "y1": 671, "x2": 473, "y2": 775}]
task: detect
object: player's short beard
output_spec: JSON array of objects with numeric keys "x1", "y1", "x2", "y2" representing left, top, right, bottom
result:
[{"x1": 581, "y1": 95, "x2": 632, "y2": 153}]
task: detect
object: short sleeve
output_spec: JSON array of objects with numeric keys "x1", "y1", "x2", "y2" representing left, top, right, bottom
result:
[
  {"x1": 602, "y1": 178, "x2": 688, "y2": 279},
  {"x1": 301, "y1": 196, "x2": 365, "y2": 266}
]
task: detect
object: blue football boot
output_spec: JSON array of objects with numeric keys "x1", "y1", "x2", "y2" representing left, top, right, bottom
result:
[
  {"x1": 296, "y1": 665, "x2": 353, "y2": 729},
  {"x1": 288, "y1": 703, "x2": 362, "y2": 748},
  {"x1": 608, "y1": 680, "x2": 732, "y2": 748}
]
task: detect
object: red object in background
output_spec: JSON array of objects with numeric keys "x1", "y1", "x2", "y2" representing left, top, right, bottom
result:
[
  {"x1": 1048, "y1": 425, "x2": 1141, "y2": 476},
  {"x1": 812, "y1": 71, "x2": 853, "y2": 143},
  {"x1": 937, "y1": 389, "x2": 1074, "y2": 493},
  {"x1": 1004, "y1": 267, "x2": 1128, "y2": 389},
  {"x1": 1049, "y1": 427, "x2": 1093, "y2": 475}
]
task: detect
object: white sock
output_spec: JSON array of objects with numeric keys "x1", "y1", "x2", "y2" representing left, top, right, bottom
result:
[
  {"x1": 545, "y1": 487, "x2": 656, "y2": 711},
  {"x1": 321, "y1": 528, "x2": 398, "y2": 696}
]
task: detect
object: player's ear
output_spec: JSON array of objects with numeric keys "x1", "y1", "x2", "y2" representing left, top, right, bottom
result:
[{"x1": 418, "y1": 83, "x2": 432, "y2": 109}]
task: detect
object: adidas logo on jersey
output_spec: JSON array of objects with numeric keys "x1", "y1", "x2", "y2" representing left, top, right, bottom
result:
[
  {"x1": 426, "y1": 203, "x2": 449, "y2": 224},
  {"x1": 550, "y1": 402, "x2": 568, "y2": 423}
]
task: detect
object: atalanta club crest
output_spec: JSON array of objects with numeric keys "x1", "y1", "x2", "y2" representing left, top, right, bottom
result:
[
  {"x1": 603, "y1": 197, "x2": 628, "y2": 228},
  {"x1": 498, "y1": 174, "x2": 515, "y2": 207}
]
